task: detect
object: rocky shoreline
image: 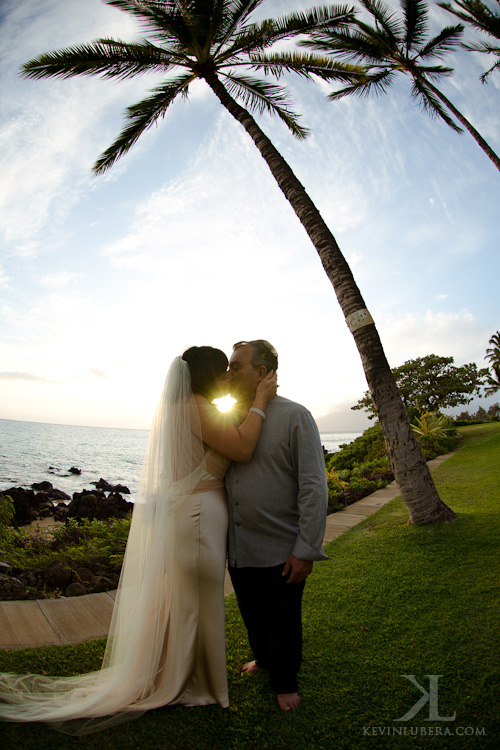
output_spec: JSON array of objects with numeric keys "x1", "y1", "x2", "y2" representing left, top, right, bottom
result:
[{"x1": 0, "y1": 476, "x2": 133, "y2": 601}]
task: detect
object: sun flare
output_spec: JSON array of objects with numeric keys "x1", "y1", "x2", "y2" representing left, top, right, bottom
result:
[{"x1": 213, "y1": 395, "x2": 236, "y2": 413}]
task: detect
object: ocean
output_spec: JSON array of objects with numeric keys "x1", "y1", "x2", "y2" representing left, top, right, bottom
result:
[{"x1": 0, "y1": 419, "x2": 361, "y2": 500}]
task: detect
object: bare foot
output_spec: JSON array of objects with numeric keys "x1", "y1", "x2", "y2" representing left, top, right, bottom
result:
[
  {"x1": 277, "y1": 692, "x2": 301, "y2": 711},
  {"x1": 241, "y1": 660, "x2": 263, "y2": 674}
]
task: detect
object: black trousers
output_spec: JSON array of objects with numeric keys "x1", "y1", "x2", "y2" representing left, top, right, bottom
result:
[{"x1": 229, "y1": 562, "x2": 305, "y2": 694}]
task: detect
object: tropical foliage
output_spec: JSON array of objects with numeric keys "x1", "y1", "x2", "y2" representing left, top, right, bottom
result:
[
  {"x1": 0, "y1": 495, "x2": 15, "y2": 528},
  {"x1": 411, "y1": 411, "x2": 455, "y2": 436},
  {"x1": 301, "y1": 0, "x2": 500, "y2": 172},
  {"x1": 324, "y1": 420, "x2": 458, "y2": 509},
  {"x1": 484, "y1": 330, "x2": 500, "y2": 395},
  {"x1": 0, "y1": 514, "x2": 130, "y2": 571},
  {"x1": 353, "y1": 354, "x2": 487, "y2": 419},
  {"x1": 22, "y1": 0, "x2": 355, "y2": 172},
  {"x1": 439, "y1": 0, "x2": 500, "y2": 81}
]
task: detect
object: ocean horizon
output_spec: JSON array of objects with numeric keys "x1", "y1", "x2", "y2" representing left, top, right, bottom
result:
[{"x1": 0, "y1": 418, "x2": 362, "y2": 500}]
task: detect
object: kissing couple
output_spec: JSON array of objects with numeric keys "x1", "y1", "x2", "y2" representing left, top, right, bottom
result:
[{"x1": 0, "y1": 339, "x2": 328, "y2": 733}]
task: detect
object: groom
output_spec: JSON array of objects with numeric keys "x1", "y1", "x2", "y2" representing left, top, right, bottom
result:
[{"x1": 225, "y1": 340, "x2": 328, "y2": 711}]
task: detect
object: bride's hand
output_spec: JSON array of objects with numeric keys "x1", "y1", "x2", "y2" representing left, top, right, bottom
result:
[{"x1": 255, "y1": 370, "x2": 278, "y2": 404}]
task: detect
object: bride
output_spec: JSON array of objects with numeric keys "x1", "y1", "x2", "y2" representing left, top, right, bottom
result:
[{"x1": 0, "y1": 346, "x2": 276, "y2": 733}]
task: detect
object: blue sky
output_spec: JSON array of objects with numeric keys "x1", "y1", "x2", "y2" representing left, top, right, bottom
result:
[{"x1": 0, "y1": 0, "x2": 499, "y2": 430}]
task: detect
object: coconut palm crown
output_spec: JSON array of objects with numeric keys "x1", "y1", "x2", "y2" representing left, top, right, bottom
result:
[
  {"x1": 439, "y1": 0, "x2": 500, "y2": 82},
  {"x1": 300, "y1": 0, "x2": 500, "y2": 172},
  {"x1": 22, "y1": 0, "x2": 355, "y2": 174}
]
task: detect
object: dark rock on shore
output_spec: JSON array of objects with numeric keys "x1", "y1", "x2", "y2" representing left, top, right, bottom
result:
[
  {"x1": 0, "y1": 555, "x2": 122, "y2": 600},
  {"x1": 3, "y1": 479, "x2": 131, "y2": 529},
  {"x1": 69, "y1": 467, "x2": 81, "y2": 475},
  {"x1": 67, "y1": 489, "x2": 133, "y2": 521},
  {"x1": 31, "y1": 480, "x2": 53, "y2": 491},
  {"x1": 92, "y1": 478, "x2": 130, "y2": 494},
  {"x1": 43, "y1": 560, "x2": 72, "y2": 589},
  {"x1": 5, "y1": 486, "x2": 40, "y2": 526},
  {"x1": 3, "y1": 486, "x2": 71, "y2": 526}
]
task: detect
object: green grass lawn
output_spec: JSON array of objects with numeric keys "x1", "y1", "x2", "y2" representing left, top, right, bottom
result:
[{"x1": 1, "y1": 424, "x2": 499, "y2": 749}]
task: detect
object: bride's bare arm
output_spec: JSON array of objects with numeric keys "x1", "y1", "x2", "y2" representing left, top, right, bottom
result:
[{"x1": 194, "y1": 371, "x2": 277, "y2": 462}]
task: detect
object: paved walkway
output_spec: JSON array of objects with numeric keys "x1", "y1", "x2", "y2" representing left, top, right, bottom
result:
[{"x1": 0, "y1": 454, "x2": 453, "y2": 650}]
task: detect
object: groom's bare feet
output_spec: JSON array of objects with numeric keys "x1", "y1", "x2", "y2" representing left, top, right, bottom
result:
[
  {"x1": 241, "y1": 660, "x2": 263, "y2": 674},
  {"x1": 277, "y1": 692, "x2": 301, "y2": 711}
]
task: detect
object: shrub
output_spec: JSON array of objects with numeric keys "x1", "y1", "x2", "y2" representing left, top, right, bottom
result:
[
  {"x1": 0, "y1": 516, "x2": 131, "y2": 572},
  {"x1": 418, "y1": 433, "x2": 459, "y2": 460},
  {"x1": 411, "y1": 411, "x2": 455, "y2": 437},
  {"x1": 327, "y1": 424, "x2": 387, "y2": 471},
  {"x1": 0, "y1": 495, "x2": 15, "y2": 528}
]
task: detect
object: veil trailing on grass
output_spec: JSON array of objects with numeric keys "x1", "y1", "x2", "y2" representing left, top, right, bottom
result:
[{"x1": 0, "y1": 356, "x2": 207, "y2": 733}]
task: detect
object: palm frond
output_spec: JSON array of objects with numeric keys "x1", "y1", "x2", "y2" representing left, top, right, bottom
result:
[
  {"x1": 326, "y1": 68, "x2": 395, "y2": 99},
  {"x1": 219, "y1": 72, "x2": 309, "y2": 138},
  {"x1": 358, "y1": 0, "x2": 406, "y2": 42},
  {"x1": 302, "y1": 27, "x2": 393, "y2": 65},
  {"x1": 104, "y1": 0, "x2": 191, "y2": 46},
  {"x1": 484, "y1": 362, "x2": 500, "y2": 396},
  {"x1": 213, "y1": 0, "x2": 267, "y2": 50},
  {"x1": 93, "y1": 72, "x2": 194, "y2": 174},
  {"x1": 402, "y1": 0, "x2": 429, "y2": 49},
  {"x1": 438, "y1": 0, "x2": 500, "y2": 40},
  {"x1": 410, "y1": 76, "x2": 463, "y2": 131},
  {"x1": 255, "y1": 4, "x2": 357, "y2": 41},
  {"x1": 464, "y1": 39, "x2": 500, "y2": 81},
  {"x1": 21, "y1": 39, "x2": 177, "y2": 81},
  {"x1": 218, "y1": 5, "x2": 356, "y2": 62},
  {"x1": 417, "y1": 63, "x2": 455, "y2": 79},
  {"x1": 247, "y1": 50, "x2": 360, "y2": 82},
  {"x1": 417, "y1": 24, "x2": 464, "y2": 60}
]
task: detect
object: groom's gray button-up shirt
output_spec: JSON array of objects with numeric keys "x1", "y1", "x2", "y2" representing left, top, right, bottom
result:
[{"x1": 225, "y1": 395, "x2": 328, "y2": 568}]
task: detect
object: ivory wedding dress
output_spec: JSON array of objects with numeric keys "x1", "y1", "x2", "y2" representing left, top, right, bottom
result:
[{"x1": 0, "y1": 357, "x2": 230, "y2": 733}]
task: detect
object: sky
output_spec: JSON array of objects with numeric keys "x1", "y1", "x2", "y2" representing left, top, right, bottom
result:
[{"x1": 0, "y1": 0, "x2": 499, "y2": 431}]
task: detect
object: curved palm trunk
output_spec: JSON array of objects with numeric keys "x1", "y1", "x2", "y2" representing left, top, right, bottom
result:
[
  {"x1": 425, "y1": 78, "x2": 500, "y2": 173},
  {"x1": 202, "y1": 69, "x2": 455, "y2": 525}
]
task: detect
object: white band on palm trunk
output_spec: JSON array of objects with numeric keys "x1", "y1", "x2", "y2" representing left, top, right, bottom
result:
[{"x1": 346, "y1": 308, "x2": 375, "y2": 333}]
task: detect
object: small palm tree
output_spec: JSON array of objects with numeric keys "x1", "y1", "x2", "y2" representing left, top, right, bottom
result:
[
  {"x1": 484, "y1": 364, "x2": 500, "y2": 395},
  {"x1": 20, "y1": 0, "x2": 455, "y2": 525},
  {"x1": 439, "y1": 0, "x2": 500, "y2": 82},
  {"x1": 484, "y1": 331, "x2": 500, "y2": 395},
  {"x1": 485, "y1": 330, "x2": 500, "y2": 366},
  {"x1": 411, "y1": 412, "x2": 455, "y2": 437},
  {"x1": 301, "y1": 0, "x2": 500, "y2": 172}
]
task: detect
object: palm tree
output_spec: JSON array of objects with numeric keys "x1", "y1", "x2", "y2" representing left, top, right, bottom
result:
[
  {"x1": 301, "y1": 0, "x2": 500, "y2": 172},
  {"x1": 485, "y1": 330, "x2": 500, "y2": 395},
  {"x1": 439, "y1": 0, "x2": 500, "y2": 82},
  {"x1": 485, "y1": 330, "x2": 500, "y2": 366},
  {"x1": 21, "y1": 0, "x2": 455, "y2": 524}
]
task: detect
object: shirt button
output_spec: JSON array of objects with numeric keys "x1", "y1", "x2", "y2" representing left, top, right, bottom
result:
[
  {"x1": 236, "y1": 522, "x2": 241, "y2": 527},
  {"x1": 234, "y1": 502, "x2": 239, "y2": 506}
]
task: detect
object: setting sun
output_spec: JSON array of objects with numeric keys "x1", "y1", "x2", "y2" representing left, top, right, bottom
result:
[{"x1": 213, "y1": 395, "x2": 236, "y2": 413}]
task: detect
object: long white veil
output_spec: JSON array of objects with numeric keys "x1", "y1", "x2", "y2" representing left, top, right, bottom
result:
[{"x1": 0, "y1": 356, "x2": 206, "y2": 733}]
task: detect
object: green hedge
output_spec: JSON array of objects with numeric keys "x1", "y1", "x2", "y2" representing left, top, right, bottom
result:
[{"x1": 324, "y1": 422, "x2": 459, "y2": 512}]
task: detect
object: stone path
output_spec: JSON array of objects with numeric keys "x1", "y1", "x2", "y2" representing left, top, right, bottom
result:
[{"x1": 0, "y1": 454, "x2": 453, "y2": 650}]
